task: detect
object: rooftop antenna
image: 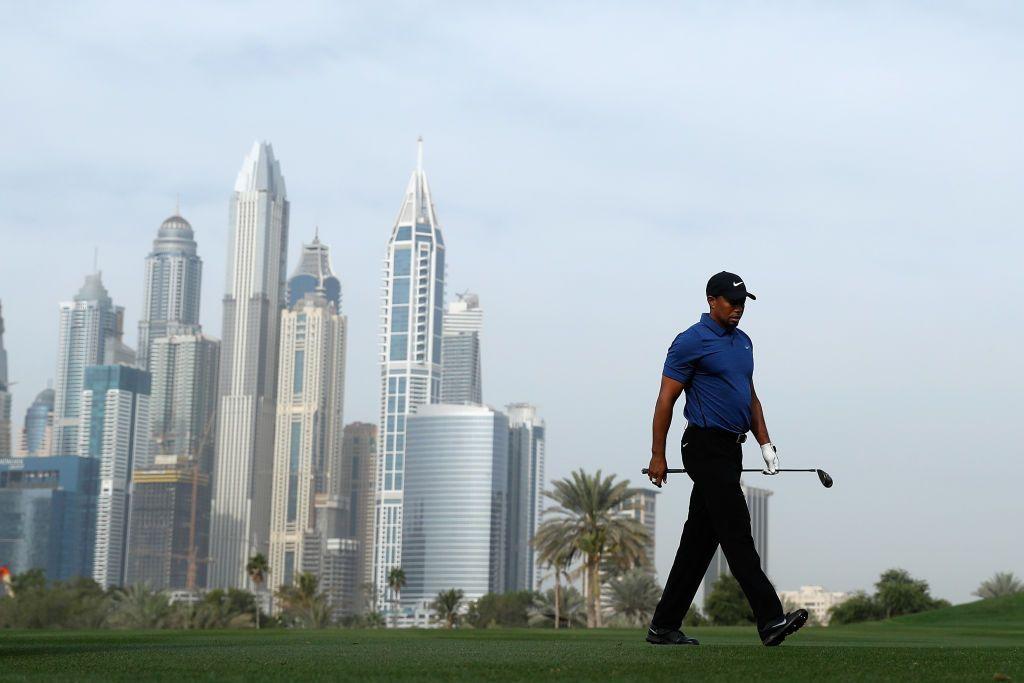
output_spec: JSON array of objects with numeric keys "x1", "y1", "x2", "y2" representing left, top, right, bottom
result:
[{"x1": 417, "y1": 135, "x2": 423, "y2": 172}]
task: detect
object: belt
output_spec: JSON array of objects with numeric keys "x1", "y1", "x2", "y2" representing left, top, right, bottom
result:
[{"x1": 689, "y1": 425, "x2": 747, "y2": 443}]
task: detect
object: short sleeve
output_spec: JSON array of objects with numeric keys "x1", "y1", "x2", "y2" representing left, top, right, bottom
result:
[{"x1": 663, "y1": 330, "x2": 702, "y2": 385}]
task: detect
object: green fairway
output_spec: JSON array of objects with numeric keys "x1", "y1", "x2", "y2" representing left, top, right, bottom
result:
[{"x1": 2, "y1": 596, "x2": 1022, "y2": 681}]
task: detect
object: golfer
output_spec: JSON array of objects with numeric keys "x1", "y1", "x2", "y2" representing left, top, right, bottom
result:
[{"x1": 645, "y1": 272, "x2": 808, "y2": 646}]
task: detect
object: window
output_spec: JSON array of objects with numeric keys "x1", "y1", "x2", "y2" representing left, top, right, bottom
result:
[
  {"x1": 292, "y1": 350, "x2": 304, "y2": 394},
  {"x1": 396, "y1": 226, "x2": 412, "y2": 241},
  {"x1": 391, "y1": 306, "x2": 409, "y2": 333},
  {"x1": 393, "y1": 278, "x2": 410, "y2": 305},
  {"x1": 389, "y1": 334, "x2": 407, "y2": 361},
  {"x1": 394, "y1": 248, "x2": 411, "y2": 276},
  {"x1": 286, "y1": 422, "x2": 301, "y2": 523}
]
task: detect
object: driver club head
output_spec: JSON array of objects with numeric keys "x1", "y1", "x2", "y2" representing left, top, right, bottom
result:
[{"x1": 816, "y1": 469, "x2": 834, "y2": 488}]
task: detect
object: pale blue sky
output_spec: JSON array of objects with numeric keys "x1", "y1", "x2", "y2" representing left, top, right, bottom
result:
[{"x1": 1, "y1": 1, "x2": 1022, "y2": 604}]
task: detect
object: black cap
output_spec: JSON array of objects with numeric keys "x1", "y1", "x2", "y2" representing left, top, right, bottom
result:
[{"x1": 706, "y1": 271, "x2": 756, "y2": 301}]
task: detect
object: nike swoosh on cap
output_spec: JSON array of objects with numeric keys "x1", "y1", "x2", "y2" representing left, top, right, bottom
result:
[{"x1": 733, "y1": 281, "x2": 743, "y2": 286}]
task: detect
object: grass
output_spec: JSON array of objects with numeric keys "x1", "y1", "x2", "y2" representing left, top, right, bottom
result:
[{"x1": 1, "y1": 595, "x2": 1022, "y2": 681}]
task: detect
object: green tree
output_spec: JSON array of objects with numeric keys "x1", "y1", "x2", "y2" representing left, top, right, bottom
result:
[
  {"x1": 683, "y1": 604, "x2": 706, "y2": 628},
  {"x1": 704, "y1": 574, "x2": 754, "y2": 626},
  {"x1": 974, "y1": 571, "x2": 1023, "y2": 599},
  {"x1": 193, "y1": 588, "x2": 258, "y2": 629},
  {"x1": 606, "y1": 569, "x2": 661, "y2": 627},
  {"x1": 527, "y1": 586, "x2": 587, "y2": 628},
  {"x1": 387, "y1": 567, "x2": 407, "y2": 628},
  {"x1": 246, "y1": 554, "x2": 269, "y2": 629},
  {"x1": 533, "y1": 469, "x2": 650, "y2": 627},
  {"x1": 107, "y1": 584, "x2": 172, "y2": 629},
  {"x1": 275, "y1": 572, "x2": 332, "y2": 628},
  {"x1": 532, "y1": 539, "x2": 579, "y2": 630},
  {"x1": 874, "y1": 568, "x2": 946, "y2": 618},
  {"x1": 0, "y1": 571, "x2": 110, "y2": 629},
  {"x1": 466, "y1": 591, "x2": 537, "y2": 628},
  {"x1": 828, "y1": 591, "x2": 884, "y2": 625},
  {"x1": 432, "y1": 588, "x2": 465, "y2": 628}
]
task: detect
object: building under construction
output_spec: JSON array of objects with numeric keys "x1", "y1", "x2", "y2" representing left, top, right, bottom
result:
[{"x1": 124, "y1": 455, "x2": 209, "y2": 591}]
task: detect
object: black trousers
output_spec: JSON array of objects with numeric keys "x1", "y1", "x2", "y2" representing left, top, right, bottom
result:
[{"x1": 650, "y1": 425, "x2": 783, "y2": 631}]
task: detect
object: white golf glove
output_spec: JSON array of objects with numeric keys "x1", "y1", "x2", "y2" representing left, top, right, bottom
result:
[{"x1": 761, "y1": 442, "x2": 779, "y2": 474}]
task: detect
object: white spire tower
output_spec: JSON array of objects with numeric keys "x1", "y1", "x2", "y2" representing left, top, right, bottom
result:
[{"x1": 373, "y1": 139, "x2": 446, "y2": 611}]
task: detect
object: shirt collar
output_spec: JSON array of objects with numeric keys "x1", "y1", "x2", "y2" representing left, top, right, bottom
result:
[{"x1": 700, "y1": 312, "x2": 732, "y2": 337}]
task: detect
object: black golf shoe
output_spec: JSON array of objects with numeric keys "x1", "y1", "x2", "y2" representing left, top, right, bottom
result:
[
  {"x1": 646, "y1": 625, "x2": 699, "y2": 645},
  {"x1": 759, "y1": 609, "x2": 809, "y2": 647}
]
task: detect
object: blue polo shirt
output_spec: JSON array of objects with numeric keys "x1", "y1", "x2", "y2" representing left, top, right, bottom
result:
[{"x1": 662, "y1": 313, "x2": 755, "y2": 433}]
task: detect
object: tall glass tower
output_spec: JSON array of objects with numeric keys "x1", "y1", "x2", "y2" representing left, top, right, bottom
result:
[
  {"x1": 373, "y1": 139, "x2": 446, "y2": 609},
  {"x1": 209, "y1": 142, "x2": 289, "y2": 589},
  {"x1": 137, "y1": 213, "x2": 202, "y2": 371}
]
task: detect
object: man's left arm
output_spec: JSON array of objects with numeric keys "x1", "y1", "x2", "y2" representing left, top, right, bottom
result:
[{"x1": 750, "y1": 383, "x2": 779, "y2": 474}]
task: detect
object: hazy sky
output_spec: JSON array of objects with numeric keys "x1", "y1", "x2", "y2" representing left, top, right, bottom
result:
[{"x1": 2, "y1": 2, "x2": 1022, "y2": 604}]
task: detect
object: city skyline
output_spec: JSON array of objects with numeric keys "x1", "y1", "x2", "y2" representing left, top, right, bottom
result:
[{"x1": 3, "y1": 3, "x2": 1023, "y2": 604}]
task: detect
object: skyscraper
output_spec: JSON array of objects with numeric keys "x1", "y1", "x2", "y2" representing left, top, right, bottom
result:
[
  {"x1": 374, "y1": 140, "x2": 446, "y2": 606},
  {"x1": 0, "y1": 301, "x2": 10, "y2": 457},
  {"x1": 51, "y1": 272, "x2": 122, "y2": 456},
  {"x1": 341, "y1": 422, "x2": 377, "y2": 601},
  {"x1": 268, "y1": 253, "x2": 346, "y2": 588},
  {"x1": 504, "y1": 402, "x2": 545, "y2": 592},
  {"x1": 614, "y1": 488, "x2": 658, "y2": 574},
  {"x1": 286, "y1": 231, "x2": 341, "y2": 310},
  {"x1": 17, "y1": 388, "x2": 55, "y2": 457},
  {"x1": 79, "y1": 364, "x2": 151, "y2": 588},
  {"x1": 144, "y1": 334, "x2": 220, "y2": 470},
  {"x1": 400, "y1": 404, "x2": 508, "y2": 618},
  {"x1": 0, "y1": 455, "x2": 97, "y2": 580},
  {"x1": 440, "y1": 293, "x2": 482, "y2": 405},
  {"x1": 137, "y1": 213, "x2": 203, "y2": 371},
  {"x1": 209, "y1": 142, "x2": 289, "y2": 590},
  {"x1": 703, "y1": 482, "x2": 771, "y2": 605}
]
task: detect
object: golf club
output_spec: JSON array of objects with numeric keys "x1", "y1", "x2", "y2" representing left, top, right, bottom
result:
[{"x1": 641, "y1": 467, "x2": 834, "y2": 488}]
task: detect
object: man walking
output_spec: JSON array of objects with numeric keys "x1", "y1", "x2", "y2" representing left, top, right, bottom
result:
[{"x1": 645, "y1": 272, "x2": 808, "y2": 647}]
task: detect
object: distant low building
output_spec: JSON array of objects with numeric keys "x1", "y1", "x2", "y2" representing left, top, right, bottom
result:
[{"x1": 778, "y1": 585, "x2": 849, "y2": 625}]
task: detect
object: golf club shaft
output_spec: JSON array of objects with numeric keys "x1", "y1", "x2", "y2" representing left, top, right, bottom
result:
[{"x1": 641, "y1": 467, "x2": 818, "y2": 474}]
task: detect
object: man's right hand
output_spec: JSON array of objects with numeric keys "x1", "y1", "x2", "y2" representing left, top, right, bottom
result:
[{"x1": 647, "y1": 454, "x2": 668, "y2": 488}]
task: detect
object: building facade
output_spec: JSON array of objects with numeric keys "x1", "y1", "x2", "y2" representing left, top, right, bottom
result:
[
  {"x1": 209, "y1": 141, "x2": 290, "y2": 590},
  {"x1": 341, "y1": 422, "x2": 377, "y2": 600},
  {"x1": 79, "y1": 364, "x2": 151, "y2": 588},
  {"x1": 373, "y1": 140, "x2": 446, "y2": 607},
  {"x1": 504, "y1": 402, "x2": 545, "y2": 592},
  {"x1": 17, "y1": 388, "x2": 55, "y2": 457},
  {"x1": 0, "y1": 455, "x2": 97, "y2": 580},
  {"x1": 400, "y1": 404, "x2": 508, "y2": 616},
  {"x1": 124, "y1": 455, "x2": 210, "y2": 591},
  {"x1": 0, "y1": 302, "x2": 10, "y2": 457},
  {"x1": 145, "y1": 334, "x2": 220, "y2": 470},
  {"x1": 703, "y1": 482, "x2": 771, "y2": 605},
  {"x1": 51, "y1": 273, "x2": 123, "y2": 456},
  {"x1": 440, "y1": 293, "x2": 482, "y2": 405},
  {"x1": 777, "y1": 585, "x2": 849, "y2": 626},
  {"x1": 286, "y1": 231, "x2": 341, "y2": 310},
  {"x1": 268, "y1": 286, "x2": 346, "y2": 590},
  {"x1": 137, "y1": 214, "x2": 203, "y2": 371},
  {"x1": 615, "y1": 488, "x2": 658, "y2": 575}
]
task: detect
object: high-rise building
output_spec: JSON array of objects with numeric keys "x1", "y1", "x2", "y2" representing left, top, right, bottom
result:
[
  {"x1": 340, "y1": 422, "x2": 377, "y2": 602},
  {"x1": 286, "y1": 231, "x2": 341, "y2": 310},
  {"x1": 268, "y1": 274, "x2": 346, "y2": 589},
  {"x1": 373, "y1": 139, "x2": 446, "y2": 607},
  {"x1": 51, "y1": 272, "x2": 123, "y2": 456},
  {"x1": 615, "y1": 488, "x2": 658, "y2": 574},
  {"x1": 400, "y1": 404, "x2": 508, "y2": 619},
  {"x1": 79, "y1": 364, "x2": 151, "y2": 588},
  {"x1": 0, "y1": 455, "x2": 97, "y2": 580},
  {"x1": 0, "y1": 301, "x2": 10, "y2": 457},
  {"x1": 703, "y1": 482, "x2": 771, "y2": 605},
  {"x1": 777, "y1": 585, "x2": 849, "y2": 626},
  {"x1": 504, "y1": 402, "x2": 545, "y2": 592},
  {"x1": 440, "y1": 293, "x2": 482, "y2": 405},
  {"x1": 209, "y1": 141, "x2": 289, "y2": 590},
  {"x1": 17, "y1": 388, "x2": 55, "y2": 457},
  {"x1": 137, "y1": 213, "x2": 203, "y2": 371},
  {"x1": 144, "y1": 334, "x2": 220, "y2": 471},
  {"x1": 300, "y1": 494, "x2": 360, "y2": 620},
  {"x1": 125, "y1": 455, "x2": 210, "y2": 591}
]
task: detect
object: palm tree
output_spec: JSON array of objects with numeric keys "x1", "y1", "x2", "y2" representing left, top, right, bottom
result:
[
  {"x1": 246, "y1": 553, "x2": 269, "y2": 629},
  {"x1": 387, "y1": 567, "x2": 407, "y2": 628},
  {"x1": 534, "y1": 469, "x2": 650, "y2": 627},
  {"x1": 532, "y1": 540, "x2": 579, "y2": 630},
  {"x1": 275, "y1": 572, "x2": 332, "y2": 628},
  {"x1": 107, "y1": 584, "x2": 172, "y2": 629},
  {"x1": 606, "y1": 569, "x2": 662, "y2": 627},
  {"x1": 974, "y1": 571, "x2": 1023, "y2": 599},
  {"x1": 432, "y1": 588, "x2": 465, "y2": 628},
  {"x1": 528, "y1": 586, "x2": 586, "y2": 628}
]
